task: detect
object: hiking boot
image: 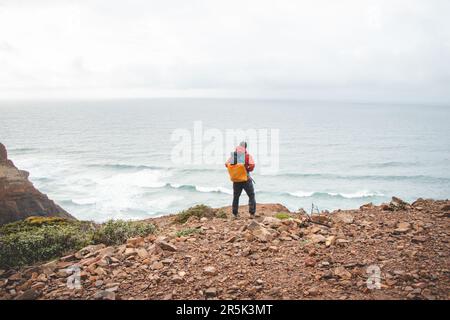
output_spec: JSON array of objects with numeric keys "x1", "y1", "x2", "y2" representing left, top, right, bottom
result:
[{"x1": 232, "y1": 214, "x2": 239, "y2": 220}]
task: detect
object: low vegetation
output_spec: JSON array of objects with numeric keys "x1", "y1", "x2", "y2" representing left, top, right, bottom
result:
[
  {"x1": 175, "y1": 227, "x2": 202, "y2": 237},
  {"x1": 0, "y1": 216, "x2": 156, "y2": 269},
  {"x1": 275, "y1": 212, "x2": 291, "y2": 220},
  {"x1": 174, "y1": 204, "x2": 215, "y2": 224},
  {"x1": 215, "y1": 209, "x2": 228, "y2": 219},
  {"x1": 92, "y1": 219, "x2": 156, "y2": 246}
]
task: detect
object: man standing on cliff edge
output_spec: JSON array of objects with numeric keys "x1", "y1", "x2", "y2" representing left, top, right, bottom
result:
[{"x1": 225, "y1": 141, "x2": 256, "y2": 218}]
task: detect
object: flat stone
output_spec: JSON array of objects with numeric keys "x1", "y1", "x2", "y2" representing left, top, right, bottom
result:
[
  {"x1": 333, "y1": 212, "x2": 354, "y2": 224},
  {"x1": 14, "y1": 289, "x2": 40, "y2": 300},
  {"x1": 161, "y1": 258, "x2": 174, "y2": 265},
  {"x1": 172, "y1": 275, "x2": 184, "y2": 283},
  {"x1": 151, "y1": 261, "x2": 164, "y2": 270},
  {"x1": 394, "y1": 222, "x2": 411, "y2": 234},
  {"x1": 334, "y1": 266, "x2": 352, "y2": 280},
  {"x1": 205, "y1": 287, "x2": 217, "y2": 298},
  {"x1": 325, "y1": 236, "x2": 336, "y2": 247},
  {"x1": 94, "y1": 290, "x2": 115, "y2": 300},
  {"x1": 157, "y1": 240, "x2": 178, "y2": 252},
  {"x1": 203, "y1": 266, "x2": 217, "y2": 276},
  {"x1": 309, "y1": 234, "x2": 326, "y2": 243},
  {"x1": 126, "y1": 237, "x2": 145, "y2": 247},
  {"x1": 262, "y1": 217, "x2": 282, "y2": 228},
  {"x1": 136, "y1": 248, "x2": 149, "y2": 259}
]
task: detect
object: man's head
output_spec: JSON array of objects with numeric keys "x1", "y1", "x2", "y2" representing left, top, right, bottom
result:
[{"x1": 239, "y1": 141, "x2": 247, "y2": 149}]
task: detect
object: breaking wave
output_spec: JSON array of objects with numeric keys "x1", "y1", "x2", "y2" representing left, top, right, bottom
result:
[
  {"x1": 286, "y1": 190, "x2": 384, "y2": 199},
  {"x1": 166, "y1": 183, "x2": 233, "y2": 195},
  {"x1": 265, "y1": 172, "x2": 450, "y2": 183}
]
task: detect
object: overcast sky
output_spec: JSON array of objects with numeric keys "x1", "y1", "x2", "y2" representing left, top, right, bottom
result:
[{"x1": 0, "y1": 0, "x2": 449, "y2": 102}]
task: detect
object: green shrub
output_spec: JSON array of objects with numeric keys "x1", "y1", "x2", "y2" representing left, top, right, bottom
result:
[
  {"x1": 0, "y1": 216, "x2": 74, "y2": 236},
  {"x1": 275, "y1": 212, "x2": 291, "y2": 220},
  {"x1": 0, "y1": 217, "x2": 156, "y2": 269},
  {"x1": 174, "y1": 204, "x2": 215, "y2": 224},
  {"x1": 175, "y1": 228, "x2": 201, "y2": 237},
  {"x1": 215, "y1": 209, "x2": 228, "y2": 219},
  {"x1": 92, "y1": 220, "x2": 156, "y2": 246},
  {"x1": 0, "y1": 218, "x2": 94, "y2": 269}
]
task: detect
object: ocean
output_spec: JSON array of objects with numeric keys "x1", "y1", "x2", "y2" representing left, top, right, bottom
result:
[{"x1": 1, "y1": 98, "x2": 449, "y2": 222}]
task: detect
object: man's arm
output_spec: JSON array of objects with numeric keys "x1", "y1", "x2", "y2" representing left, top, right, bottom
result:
[{"x1": 246, "y1": 154, "x2": 255, "y2": 172}]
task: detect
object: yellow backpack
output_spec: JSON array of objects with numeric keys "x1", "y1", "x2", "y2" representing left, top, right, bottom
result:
[
  {"x1": 226, "y1": 163, "x2": 248, "y2": 182},
  {"x1": 226, "y1": 151, "x2": 248, "y2": 182}
]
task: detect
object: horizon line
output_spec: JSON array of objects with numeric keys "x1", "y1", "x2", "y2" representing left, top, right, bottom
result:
[{"x1": 1, "y1": 96, "x2": 450, "y2": 107}]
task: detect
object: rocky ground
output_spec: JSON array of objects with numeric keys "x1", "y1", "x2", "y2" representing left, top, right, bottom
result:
[{"x1": 0, "y1": 198, "x2": 449, "y2": 300}]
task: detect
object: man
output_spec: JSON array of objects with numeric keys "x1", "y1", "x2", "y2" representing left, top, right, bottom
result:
[{"x1": 225, "y1": 141, "x2": 256, "y2": 218}]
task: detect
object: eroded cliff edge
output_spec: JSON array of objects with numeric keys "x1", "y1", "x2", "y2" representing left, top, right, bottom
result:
[{"x1": 0, "y1": 143, "x2": 74, "y2": 225}]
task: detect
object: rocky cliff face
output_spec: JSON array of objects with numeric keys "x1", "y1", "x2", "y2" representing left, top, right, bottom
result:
[{"x1": 0, "y1": 143, "x2": 74, "y2": 225}]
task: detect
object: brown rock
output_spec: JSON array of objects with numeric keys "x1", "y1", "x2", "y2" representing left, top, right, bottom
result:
[
  {"x1": 306, "y1": 286, "x2": 320, "y2": 296},
  {"x1": 136, "y1": 248, "x2": 149, "y2": 259},
  {"x1": 246, "y1": 220, "x2": 261, "y2": 231},
  {"x1": 157, "y1": 240, "x2": 178, "y2": 252},
  {"x1": 325, "y1": 236, "x2": 336, "y2": 247},
  {"x1": 78, "y1": 244, "x2": 106, "y2": 257},
  {"x1": 269, "y1": 246, "x2": 279, "y2": 252},
  {"x1": 304, "y1": 257, "x2": 316, "y2": 267},
  {"x1": 60, "y1": 254, "x2": 76, "y2": 262},
  {"x1": 245, "y1": 221, "x2": 275, "y2": 242},
  {"x1": 311, "y1": 215, "x2": 331, "y2": 225},
  {"x1": 394, "y1": 222, "x2": 411, "y2": 234},
  {"x1": 412, "y1": 236, "x2": 427, "y2": 243},
  {"x1": 203, "y1": 266, "x2": 217, "y2": 276},
  {"x1": 124, "y1": 248, "x2": 136, "y2": 257},
  {"x1": 0, "y1": 143, "x2": 7, "y2": 163},
  {"x1": 94, "y1": 290, "x2": 115, "y2": 300},
  {"x1": 126, "y1": 237, "x2": 145, "y2": 247},
  {"x1": 0, "y1": 143, "x2": 74, "y2": 225},
  {"x1": 309, "y1": 234, "x2": 326, "y2": 243},
  {"x1": 251, "y1": 226, "x2": 274, "y2": 242},
  {"x1": 94, "y1": 267, "x2": 107, "y2": 276},
  {"x1": 334, "y1": 266, "x2": 352, "y2": 280},
  {"x1": 390, "y1": 197, "x2": 410, "y2": 210},
  {"x1": 151, "y1": 261, "x2": 164, "y2": 270},
  {"x1": 172, "y1": 275, "x2": 184, "y2": 284},
  {"x1": 31, "y1": 282, "x2": 46, "y2": 291},
  {"x1": 334, "y1": 212, "x2": 354, "y2": 224},
  {"x1": 97, "y1": 246, "x2": 115, "y2": 258},
  {"x1": 262, "y1": 216, "x2": 282, "y2": 228},
  {"x1": 205, "y1": 287, "x2": 217, "y2": 298},
  {"x1": 14, "y1": 289, "x2": 40, "y2": 300},
  {"x1": 360, "y1": 202, "x2": 374, "y2": 210},
  {"x1": 226, "y1": 235, "x2": 237, "y2": 243}
]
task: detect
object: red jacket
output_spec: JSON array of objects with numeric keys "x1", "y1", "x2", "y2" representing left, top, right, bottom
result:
[{"x1": 225, "y1": 146, "x2": 255, "y2": 172}]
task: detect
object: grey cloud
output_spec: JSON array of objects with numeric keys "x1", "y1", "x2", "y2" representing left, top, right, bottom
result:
[{"x1": 0, "y1": 0, "x2": 449, "y2": 102}]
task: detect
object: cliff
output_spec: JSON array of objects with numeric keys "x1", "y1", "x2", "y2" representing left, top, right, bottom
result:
[
  {"x1": 0, "y1": 143, "x2": 74, "y2": 225},
  {"x1": 0, "y1": 199, "x2": 449, "y2": 300}
]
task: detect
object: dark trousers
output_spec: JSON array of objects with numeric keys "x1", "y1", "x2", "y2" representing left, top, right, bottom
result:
[{"x1": 232, "y1": 180, "x2": 256, "y2": 215}]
